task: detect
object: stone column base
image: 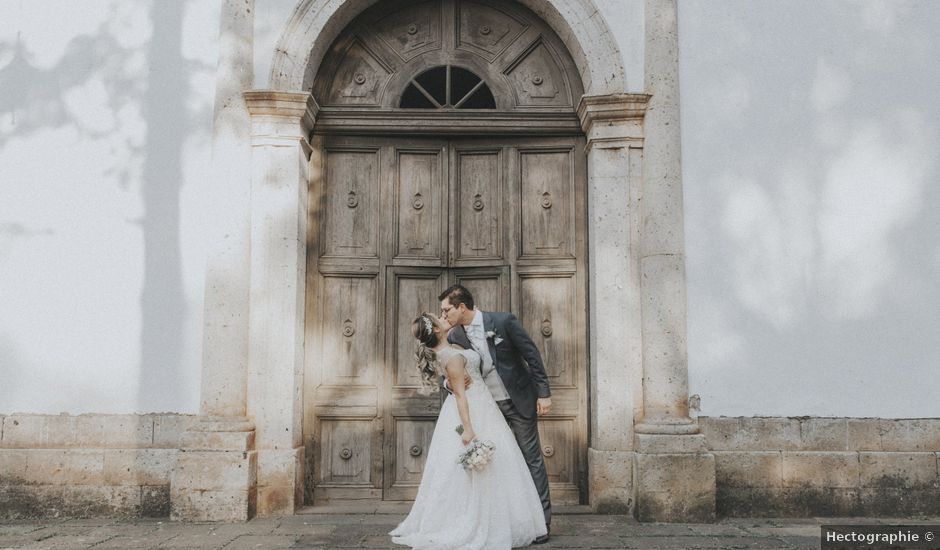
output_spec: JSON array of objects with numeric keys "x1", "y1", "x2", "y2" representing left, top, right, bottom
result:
[
  {"x1": 170, "y1": 417, "x2": 257, "y2": 522},
  {"x1": 588, "y1": 448, "x2": 634, "y2": 513},
  {"x1": 257, "y1": 447, "x2": 304, "y2": 516},
  {"x1": 634, "y1": 434, "x2": 716, "y2": 522}
]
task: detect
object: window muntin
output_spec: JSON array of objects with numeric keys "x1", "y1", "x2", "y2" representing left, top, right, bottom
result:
[{"x1": 400, "y1": 65, "x2": 496, "y2": 109}]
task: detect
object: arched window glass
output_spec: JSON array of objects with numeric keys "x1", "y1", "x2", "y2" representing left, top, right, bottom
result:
[{"x1": 400, "y1": 65, "x2": 496, "y2": 109}]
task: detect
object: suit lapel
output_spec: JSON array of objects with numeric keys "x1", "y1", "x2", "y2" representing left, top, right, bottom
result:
[{"x1": 450, "y1": 325, "x2": 471, "y2": 350}]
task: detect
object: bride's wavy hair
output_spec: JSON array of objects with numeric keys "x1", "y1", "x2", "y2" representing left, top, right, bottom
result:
[{"x1": 412, "y1": 313, "x2": 441, "y2": 395}]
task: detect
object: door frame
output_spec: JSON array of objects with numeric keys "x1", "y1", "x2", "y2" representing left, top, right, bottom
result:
[
  {"x1": 304, "y1": 133, "x2": 590, "y2": 504},
  {"x1": 236, "y1": 83, "x2": 650, "y2": 516}
]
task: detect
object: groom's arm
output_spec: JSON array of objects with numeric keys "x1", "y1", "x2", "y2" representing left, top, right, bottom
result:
[{"x1": 503, "y1": 314, "x2": 551, "y2": 399}]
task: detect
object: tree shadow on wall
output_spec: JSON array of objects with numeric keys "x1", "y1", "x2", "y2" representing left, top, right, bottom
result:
[
  {"x1": 0, "y1": 1, "x2": 210, "y2": 413},
  {"x1": 137, "y1": 0, "x2": 191, "y2": 413}
]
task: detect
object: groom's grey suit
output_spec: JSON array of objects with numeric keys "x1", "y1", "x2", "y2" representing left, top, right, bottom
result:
[{"x1": 448, "y1": 311, "x2": 552, "y2": 524}]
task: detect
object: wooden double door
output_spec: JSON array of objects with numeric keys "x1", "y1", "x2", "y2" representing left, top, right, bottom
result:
[{"x1": 304, "y1": 135, "x2": 588, "y2": 505}]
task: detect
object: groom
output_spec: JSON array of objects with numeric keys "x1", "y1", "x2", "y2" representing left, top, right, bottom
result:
[{"x1": 439, "y1": 284, "x2": 552, "y2": 543}]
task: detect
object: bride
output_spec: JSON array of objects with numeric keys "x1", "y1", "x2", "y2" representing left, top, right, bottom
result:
[{"x1": 390, "y1": 313, "x2": 548, "y2": 549}]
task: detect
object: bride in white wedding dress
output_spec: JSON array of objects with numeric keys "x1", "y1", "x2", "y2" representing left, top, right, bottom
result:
[{"x1": 390, "y1": 313, "x2": 548, "y2": 549}]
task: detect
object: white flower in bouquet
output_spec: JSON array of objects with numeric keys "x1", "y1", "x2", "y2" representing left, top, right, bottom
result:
[{"x1": 456, "y1": 439, "x2": 496, "y2": 472}]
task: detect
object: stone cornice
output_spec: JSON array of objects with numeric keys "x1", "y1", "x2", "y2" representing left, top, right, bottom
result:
[
  {"x1": 313, "y1": 109, "x2": 582, "y2": 136},
  {"x1": 243, "y1": 90, "x2": 320, "y2": 133},
  {"x1": 577, "y1": 93, "x2": 651, "y2": 135}
]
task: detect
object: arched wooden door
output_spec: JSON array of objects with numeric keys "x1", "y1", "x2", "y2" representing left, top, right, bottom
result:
[{"x1": 303, "y1": 0, "x2": 589, "y2": 506}]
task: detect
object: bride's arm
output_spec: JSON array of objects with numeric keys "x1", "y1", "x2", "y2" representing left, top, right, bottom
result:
[{"x1": 444, "y1": 355, "x2": 475, "y2": 445}]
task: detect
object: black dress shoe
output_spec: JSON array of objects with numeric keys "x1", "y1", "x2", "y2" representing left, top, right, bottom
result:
[{"x1": 533, "y1": 524, "x2": 550, "y2": 544}]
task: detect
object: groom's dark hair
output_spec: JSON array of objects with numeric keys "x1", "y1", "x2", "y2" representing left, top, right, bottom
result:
[{"x1": 439, "y1": 284, "x2": 474, "y2": 311}]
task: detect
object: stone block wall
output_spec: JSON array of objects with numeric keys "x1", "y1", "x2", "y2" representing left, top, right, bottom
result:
[
  {"x1": 3, "y1": 413, "x2": 938, "y2": 519},
  {"x1": 0, "y1": 414, "x2": 193, "y2": 518},
  {"x1": 701, "y1": 417, "x2": 940, "y2": 517}
]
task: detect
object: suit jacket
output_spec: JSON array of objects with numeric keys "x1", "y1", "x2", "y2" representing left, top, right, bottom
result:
[{"x1": 447, "y1": 311, "x2": 551, "y2": 419}]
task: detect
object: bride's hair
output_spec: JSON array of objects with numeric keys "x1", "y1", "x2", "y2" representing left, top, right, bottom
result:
[{"x1": 412, "y1": 313, "x2": 441, "y2": 395}]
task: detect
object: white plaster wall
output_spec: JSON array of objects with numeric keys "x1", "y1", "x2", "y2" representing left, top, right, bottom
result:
[
  {"x1": 254, "y1": 0, "x2": 300, "y2": 87},
  {"x1": 0, "y1": 0, "x2": 219, "y2": 413},
  {"x1": 680, "y1": 1, "x2": 940, "y2": 417},
  {"x1": 1, "y1": 0, "x2": 938, "y2": 418},
  {"x1": 595, "y1": 0, "x2": 644, "y2": 93}
]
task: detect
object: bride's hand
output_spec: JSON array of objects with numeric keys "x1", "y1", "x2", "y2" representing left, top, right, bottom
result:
[{"x1": 461, "y1": 429, "x2": 476, "y2": 445}]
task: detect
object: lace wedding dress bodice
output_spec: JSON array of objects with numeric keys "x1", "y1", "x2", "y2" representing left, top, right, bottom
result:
[
  {"x1": 436, "y1": 346, "x2": 485, "y2": 389},
  {"x1": 390, "y1": 345, "x2": 546, "y2": 549}
]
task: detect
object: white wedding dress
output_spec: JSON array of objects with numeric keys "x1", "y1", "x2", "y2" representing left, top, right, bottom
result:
[{"x1": 390, "y1": 346, "x2": 548, "y2": 549}]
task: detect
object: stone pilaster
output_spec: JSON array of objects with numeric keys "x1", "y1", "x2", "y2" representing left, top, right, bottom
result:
[
  {"x1": 578, "y1": 93, "x2": 648, "y2": 513},
  {"x1": 638, "y1": 0, "x2": 691, "y2": 433},
  {"x1": 172, "y1": 0, "x2": 257, "y2": 522},
  {"x1": 244, "y1": 90, "x2": 317, "y2": 517},
  {"x1": 633, "y1": 0, "x2": 715, "y2": 522}
]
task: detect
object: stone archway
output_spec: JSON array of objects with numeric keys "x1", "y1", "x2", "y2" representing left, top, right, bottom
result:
[
  {"x1": 176, "y1": 0, "x2": 715, "y2": 523},
  {"x1": 269, "y1": 0, "x2": 628, "y2": 96}
]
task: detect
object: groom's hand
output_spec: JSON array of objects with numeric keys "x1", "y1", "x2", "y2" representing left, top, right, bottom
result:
[
  {"x1": 536, "y1": 397, "x2": 552, "y2": 416},
  {"x1": 444, "y1": 374, "x2": 473, "y2": 393}
]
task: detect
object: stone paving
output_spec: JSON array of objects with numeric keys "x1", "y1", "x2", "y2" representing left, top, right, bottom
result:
[{"x1": 1, "y1": 514, "x2": 938, "y2": 549}]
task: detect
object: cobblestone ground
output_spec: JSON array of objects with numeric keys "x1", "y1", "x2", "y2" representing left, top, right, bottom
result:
[{"x1": 1, "y1": 514, "x2": 937, "y2": 549}]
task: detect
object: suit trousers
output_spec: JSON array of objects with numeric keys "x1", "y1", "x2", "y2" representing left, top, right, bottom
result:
[{"x1": 497, "y1": 399, "x2": 551, "y2": 525}]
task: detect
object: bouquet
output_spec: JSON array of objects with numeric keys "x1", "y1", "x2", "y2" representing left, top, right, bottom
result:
[{"x1": 456, "y1": 437, "x2": 496, "y2": 472}]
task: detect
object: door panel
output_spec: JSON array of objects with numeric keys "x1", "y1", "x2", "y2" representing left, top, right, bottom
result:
[
  {"x1": 387, "y1": 418, "x2": 436, "y2": 500},
  {"x1": 373, "y1": 0, "x2": 443, "y2": 62},
  {"x1": 453, "y1": 266, "x2": 510, "y2": 313},
  {"x1": 504, "y1": 41, "x2": 572, "y2": 107},
  {"x1": 518, "y1": 274, "x2": 576, "y2": 387},
  {"x1": 519, "y1": 148, "x2": 576, "y2": 260},
  {"x1": 324, "y1": 39, "x2": 393, "y2": 107},
  {"x1": 395, "y1": 148, "x2": 446, "y2": 262},
  {"x1": 315, "y1": 418, "x2": 382, "y2": 501},
  {"x1": 534, "y1": 418, "x2": 580, "y2": 504},
  {"x1": 319, "y1": 275, "x2": 379, "y2": 386},
  {"x1": 318, "y1": 419, "x2": 375, "y2": 484},
  {"x1": 307, "y1": 136, "x2": 587, "y2": 505},
  {"x1": 453, "y1": 147, "x2": 503, "y2": 263},
  {"x1": 321, "y1": 148, "x2": 381, "y2": 259},
  {"x1": 455, "y1": 0, "x2": 530, "y2": 62}
]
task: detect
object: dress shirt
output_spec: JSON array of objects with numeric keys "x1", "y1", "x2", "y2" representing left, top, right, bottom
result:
[{"x1": 466, "y1": 310, "x2": 510, "y2": 401}]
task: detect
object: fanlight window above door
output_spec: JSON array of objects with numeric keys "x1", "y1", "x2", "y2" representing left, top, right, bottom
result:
[{"x1": 400, "y1": 65, "x2": 496, "y2": 109}]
